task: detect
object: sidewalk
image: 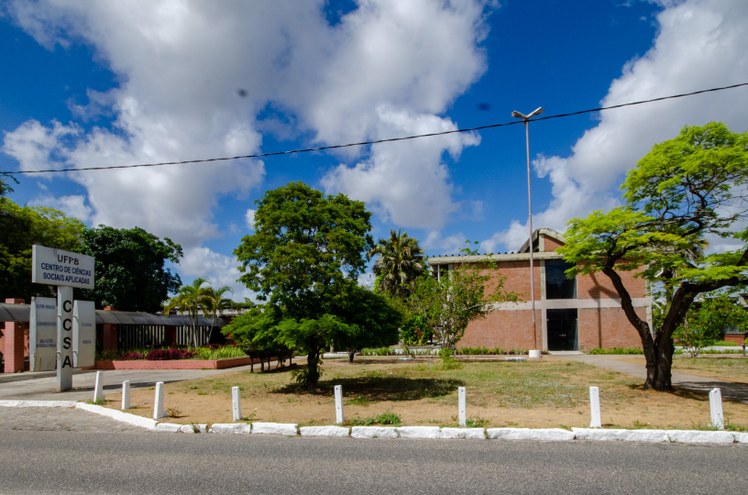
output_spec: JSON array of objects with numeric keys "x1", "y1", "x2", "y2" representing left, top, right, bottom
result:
[
  {"x1": 562, "y1": 354, "x2": 748, "y2": 404},
  {"x1": 0, "y1": 364, "x2": 261, "y2": 401}
]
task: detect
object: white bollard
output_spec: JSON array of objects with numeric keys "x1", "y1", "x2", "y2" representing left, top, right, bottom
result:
[
  {"x1": 153, "y1": 381, "x2": 165, "y2": 420},
  {"x1": 589, "y1": 386, "x2": 601, "y2": 428},
  {"x1": 121, "y1": 380, "x2": 131, "y2": 410},
  {"x1": 709, "y1": 388, "x2": 725, "y2": 430},
  {"x1": 93, "y1": 371, "x2": 104, "y2": 403},
  {"x1": 334, "y1": 384, "x2": 344, "y2": 424},
  {"x1": 232, "y1": 386, "x2": 242, "y2": 422},
  {"x1": 458, "y1": 386, "x2": 467, "y2": 427}
]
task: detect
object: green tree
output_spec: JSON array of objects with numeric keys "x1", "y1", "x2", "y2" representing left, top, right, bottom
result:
[
  {"x1": 329, "y1": 284, "x2": 402, "y2": 362},
  {"x1": 370, "y1": 229, "x2": 425, "y2": 300},
  {"x1": 222, "y1": 304, "x2": 292, "y2": 372},
  {"x1": 673, "y1": 293, "x2": 748, "y2": 357},
  {"x1": 80, "y1": 225, "x2": 182, "y2": 312},
  {"x1": 560, "y1": 123, "x2": 748, "y2": 390},
  {"x1": 164, "y1": 277, "x2": 212, "y2": 348},
  {"x1": 235, "y1": 182, "x2": 375, "y2": 387},
  {"x1": 0, "y1": 198, "x2": 85, "y2": 301},
  {"x1": 407, "y1": 265, "x2": 516, "y2": 349}
]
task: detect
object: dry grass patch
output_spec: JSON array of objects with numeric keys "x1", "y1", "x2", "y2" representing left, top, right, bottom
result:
[{"x1": 105, "y1": 355, "x2": 748, "y2": 430}]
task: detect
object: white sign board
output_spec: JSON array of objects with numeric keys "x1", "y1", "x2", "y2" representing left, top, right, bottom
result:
[
  {"x1": 73, "y1": 300, "x2": 96, "y2": 368},
  {"x1": 30, "y1": 297, "x2": 57, "y2": 371},
  {"x1": 32, "y1": 245, "x2": 95, "y2": 289}
]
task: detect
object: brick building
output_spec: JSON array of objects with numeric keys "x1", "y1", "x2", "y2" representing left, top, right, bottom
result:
[{"x1": 429, "y1": 229, "x2": 650, "y2": 352}]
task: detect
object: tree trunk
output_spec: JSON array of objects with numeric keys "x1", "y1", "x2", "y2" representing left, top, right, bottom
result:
[
  {"x1": 642, "y1": 334, "x2": 675, "y2": 391},
  {"x1": 306, "y1": 350, "x2": 322, "y2": 390},
  {"x1": 348, "y1": 350, "x2": 355, "y2": 363}
]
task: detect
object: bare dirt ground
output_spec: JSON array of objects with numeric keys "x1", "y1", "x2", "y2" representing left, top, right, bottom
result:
[{"x1": 103, "y1": 355, "x2": 748, "y2": 430}]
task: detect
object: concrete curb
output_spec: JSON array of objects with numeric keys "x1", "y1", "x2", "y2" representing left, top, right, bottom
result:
[
  {"x1": 0, "y1": 400, "x2": 77, "y2": 408},
  {"x1": 4, "y1": 400, "x2": 748, "y2": 445}
]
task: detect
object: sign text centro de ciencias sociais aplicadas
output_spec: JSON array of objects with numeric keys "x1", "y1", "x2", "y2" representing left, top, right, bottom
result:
[{"x1": 31, "y1": 245, "x2": 95, "y2": 289}]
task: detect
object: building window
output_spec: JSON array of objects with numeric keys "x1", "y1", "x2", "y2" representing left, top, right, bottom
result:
[{"x1": 545, "y1": 259, "x2": 576, "y2": 299}]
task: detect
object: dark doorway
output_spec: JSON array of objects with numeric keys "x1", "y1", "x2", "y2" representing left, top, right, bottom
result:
[{"x1": 547, "y1": 309, "x2": 578, "y2": 351}]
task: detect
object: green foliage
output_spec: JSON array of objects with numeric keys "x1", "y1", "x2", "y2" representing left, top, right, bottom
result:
[
  {"x1": 586, "y1": 347, "x2": 644, "y2": 355},
  {"x1": 559, "y1": 123, "x2": 748, "y2": 390},
  {"x1": 675, "y1": 294, "x2": 748, "y2": 357},
  {"x1": 0, "y1": 197, "x2": 85, "y2": 301},
  {"x1": 222, "y1": 305, "x2": 291, "y2": 363},
  {"x1": 399, "y1": 314, "x2": 432, "y2": 346},
  {"x1": 438, "y1": 348, "x2": 462, "y2": 370},
  {"x1": 407, "y1": 266, "x2": 516, "y2": 349},
  {"x1": 80, "y1": 225, "x2": 182, "y2": 311},
  {"x1": 235, "y1": 181, "x2": 372, "y2": 318},
  {"x1": 0, "y1": 174, "x2": 18, "y2": 196},
  {"x1": 347, "y1": 412, "x2": 402, "y2": 426},
  {"x1": 234, "y1": 182, "x2": 391, "y2": 388},
  {"x1": 192, "y1": 346, "x2": 247, "y2": 360},
  {"x1": 164, "y1": 278, "x2": 230, "y2": 347},
  {"x1": 370, "y1": 229, "x2": 424, "y2": 300},
  {"x1": 328, "y1": 284, "x2": 402, "y2": 361}
]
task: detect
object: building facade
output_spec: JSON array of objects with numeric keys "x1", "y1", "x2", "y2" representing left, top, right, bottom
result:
[{"x1": 429, "y1": 229, "x2": 650, "y2": 352}]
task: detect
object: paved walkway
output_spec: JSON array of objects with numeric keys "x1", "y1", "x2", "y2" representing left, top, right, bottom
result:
[{"x1": 561, "y1": 353, "x2": 748, "y2": 404}]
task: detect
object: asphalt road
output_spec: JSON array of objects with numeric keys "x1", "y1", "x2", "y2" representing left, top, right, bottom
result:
[{"x1": 0, "y1": 430, "x2": 746, "y2": 495}]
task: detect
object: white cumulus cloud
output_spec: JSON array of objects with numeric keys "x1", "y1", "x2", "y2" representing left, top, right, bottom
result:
[{"x1": 483, "y1": 0, "x2": 748, "y2": 252}]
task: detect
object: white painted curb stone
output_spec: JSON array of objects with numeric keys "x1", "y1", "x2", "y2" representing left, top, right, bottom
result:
[
  {"x1": 178, "y1": 424, "x2": 208, "y2": 433},
  {"x1": 0, "y1": 400, "x2": 77, "y2": 408},
  {"x1": 351, "y1": 426, "x2": 398, "y2": 439},
  {"x1": 487, "y1": 428, "x2": 574, "y2": 442},
  {"x1": 76, "y1": 403, "x2": 158, "y2": 430},
  {"x1": 732, "y1": 432, "x2": 748, "y2": 444},
  {"x1": 210, "y1": 423, "x2": 250, "y2": 434},
  {"x1": 155, "y1": 423, "x2": 182, "y2": 433},
  {"x1": 251, "y1": 422, "x2": 298, "y2": 436},
  {"x1": 397, "y1": 426, "x2": 441, "y2": 439},
  {"x1": 667, "y1": 430, "x2": 735, "y2": 444},
  {"x1": 300, "y1": 426, "x2": 350, "y2": 437},
  {"x1": 572, "y1": 428, "x2": 668, "y2": 443},
  {"x1": 440, "y1": 428, "x2": 486, "y2": 440}
]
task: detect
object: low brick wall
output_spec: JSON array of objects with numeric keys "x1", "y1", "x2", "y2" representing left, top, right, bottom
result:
[{"x1": 93, "y1": 356, "x2": 254, "y2": 370}]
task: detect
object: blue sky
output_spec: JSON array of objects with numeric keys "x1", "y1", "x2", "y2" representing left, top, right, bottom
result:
[{"x1": 1, "y1": 0, "x2": 747, "y2": 300}]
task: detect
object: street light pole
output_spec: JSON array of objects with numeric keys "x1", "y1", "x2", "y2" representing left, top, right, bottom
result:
[{"x1": 511, "y1": 107, "x2": 543, "y2": 352}]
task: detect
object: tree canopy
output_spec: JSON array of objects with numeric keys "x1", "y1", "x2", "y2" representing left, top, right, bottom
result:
[
  {"x1": 0, "y1": 198, "x2": 86, "y2": 301},
  {"x1": 235, "y1": 181, "x2": 373, "y2": 318},
  {"x1": 370, "y1": 229, "x2": 424, "y2": 300},
  {"x1": 234, "y1": 182, "x2": 396, "y2": 387},
  {"x1": 560, "y1": 122, "x2": 748, "y2": 390},
  {"x1": 80, "y1": 225, "x2": 182, "y2": 312}
]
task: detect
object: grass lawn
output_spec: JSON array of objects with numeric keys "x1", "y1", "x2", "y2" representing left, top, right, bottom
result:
[{"x1": 108, "y1": 355, "x2": 748, "y2": 431}]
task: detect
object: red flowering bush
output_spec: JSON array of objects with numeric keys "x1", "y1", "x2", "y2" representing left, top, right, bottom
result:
[{"x1": 145, "y1": 348, "x2": 195, "y2": 360}]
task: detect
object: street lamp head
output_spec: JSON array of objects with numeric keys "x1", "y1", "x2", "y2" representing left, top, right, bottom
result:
[
  {"x1": 511, "y1": 110, "x2": 525, "y2": 119},
  {"x1": 527, "y1": 107, "x2": 544, "y2": 119}
]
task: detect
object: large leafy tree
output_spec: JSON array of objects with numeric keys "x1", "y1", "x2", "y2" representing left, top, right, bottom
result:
[
  {"x1": 80, "y1": 225, "x2": 182, "y2": 312},
  {"x1": 672, "y1": 293, "x2": 748, "y2": 357},
  {"x1": 235, "y1": 182, "x2": 376, "y2": 387},
  {"x1": 0, "y1": 198, "x2": 85, "y2": 301},
  {"x1": 370, "y1": 229, "x2": 424, "y2": 300},
  {"x1": 560, "y1": 123, "x2": 748, "y2": 391}
]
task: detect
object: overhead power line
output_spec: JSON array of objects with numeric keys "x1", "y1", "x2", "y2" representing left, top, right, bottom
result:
[{"x1": 2, "y1": 81, "x2": 747, "y2": 175}]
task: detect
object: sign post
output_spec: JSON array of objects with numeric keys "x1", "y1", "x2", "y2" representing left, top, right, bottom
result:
[{"x1": 31, "y1": 245, "x2": 95, "y2": 392}]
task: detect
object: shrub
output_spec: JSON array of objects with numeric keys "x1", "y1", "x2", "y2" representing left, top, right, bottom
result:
[
  {"x1": 587, "y1": 347, "x2": 643, "y2": 355},
  {"x1": 146, "y1": 348, "x2": 195, "y2": 360}
]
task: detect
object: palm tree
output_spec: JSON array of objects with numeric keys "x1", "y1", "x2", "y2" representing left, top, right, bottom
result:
[
  {"x1": 164, "y1": 278, "x2": 211, "y2": 347},
  {"x1": 369, "y1": 229, "x2": 424, "y2": 300},
  {"x1": 204, "y1": 284, "x2": 233, "y2": 333}
]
